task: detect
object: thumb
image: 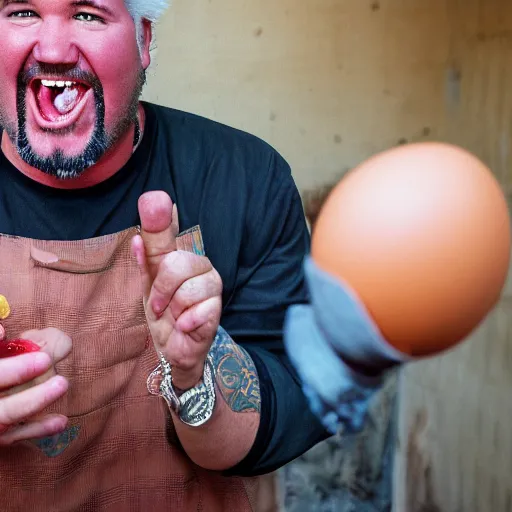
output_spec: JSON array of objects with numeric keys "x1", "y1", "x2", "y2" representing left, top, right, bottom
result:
[{"x1": 138, "y1": 191, "x2": 179, "y2": 280}]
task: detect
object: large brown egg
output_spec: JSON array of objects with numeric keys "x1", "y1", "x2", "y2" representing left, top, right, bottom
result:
[{"x1": 311, "y1": 142, "x2": 511, "y2": 357}]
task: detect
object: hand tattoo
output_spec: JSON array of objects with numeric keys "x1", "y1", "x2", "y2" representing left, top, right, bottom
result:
[{"x1": 210, "y1": 327, "x2": 261, "y2": 413}]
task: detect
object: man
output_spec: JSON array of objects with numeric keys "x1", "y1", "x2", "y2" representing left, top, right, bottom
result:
[{"x1": 0, "y1": 0, "x2": 385, "y2": 510}]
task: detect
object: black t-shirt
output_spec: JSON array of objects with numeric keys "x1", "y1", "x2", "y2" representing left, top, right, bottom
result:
[{"x1": 0, "y1": 101, "x2": 329, "y2": 475}]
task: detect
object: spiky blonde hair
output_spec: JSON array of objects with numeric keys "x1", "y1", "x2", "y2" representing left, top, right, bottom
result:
[{"x1": 124, "y1": 0, "x2": 169, "y2": 51}]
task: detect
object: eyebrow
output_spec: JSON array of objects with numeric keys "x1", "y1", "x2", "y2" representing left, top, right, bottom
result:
[{"x1": 1, "y1": 0, "x2": 30, "y2": 8}]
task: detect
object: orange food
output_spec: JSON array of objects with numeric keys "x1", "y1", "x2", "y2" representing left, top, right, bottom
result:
[{"x1": 312, "y1": 142, "x2": 511, "y2": 357}]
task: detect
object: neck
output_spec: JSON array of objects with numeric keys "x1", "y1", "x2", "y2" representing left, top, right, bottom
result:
[{"x1": 0, "y1": 103, "x2": 146, "y2": 190}]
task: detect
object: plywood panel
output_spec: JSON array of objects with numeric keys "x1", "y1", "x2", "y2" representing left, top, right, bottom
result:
[
  {"x1": 392, "y1": 0, "x2": 512, "y2": 509},
  {"x1": 143, "y1": 0, "x2": 453, "y2": 192},
  {"x1": 144, "y1": 1, "x2": 512, "y2": 188}
]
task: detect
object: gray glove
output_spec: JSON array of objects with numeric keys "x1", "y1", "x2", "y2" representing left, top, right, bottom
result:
[{"x1": 284, "y1": 256, "x2": 411, "y2": 434}]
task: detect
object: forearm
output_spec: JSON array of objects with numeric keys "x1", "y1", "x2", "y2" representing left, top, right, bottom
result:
[{"x1": 171, "y1": 328, "x2": 261, "y2": 471}]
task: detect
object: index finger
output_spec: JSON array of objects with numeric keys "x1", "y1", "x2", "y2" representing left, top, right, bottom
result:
[
  {"x1": 0, "y1": 375, "x2": 68, "y2": 427},
  {"x1": 148, "y1": 251, "x2": 212, "y2": 317},
  {"x1": 0, "y1": 352, "x2": 52, "y2": 391}
]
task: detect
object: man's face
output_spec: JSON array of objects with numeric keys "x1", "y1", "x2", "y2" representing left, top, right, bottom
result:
[{"x1": 0, "y1": 0, "x2": 150, "y2": 179}]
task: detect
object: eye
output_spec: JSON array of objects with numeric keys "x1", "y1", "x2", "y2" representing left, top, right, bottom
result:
[
  {"x1": 74, "y1": 12, "x2": 104, "y2": 23},
  {"x1": 8, "y1": 10, "x2": 38, "y2": 18}
]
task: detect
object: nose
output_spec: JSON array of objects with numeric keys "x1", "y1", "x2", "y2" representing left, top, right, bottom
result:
[{"x1": 32, "y1": 17, "x2": 79, "y2": 65}]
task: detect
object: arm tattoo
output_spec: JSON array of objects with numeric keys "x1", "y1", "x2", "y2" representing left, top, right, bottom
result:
[{"x1": 210, "y1": 327, "x2": 261, "y2": 414}]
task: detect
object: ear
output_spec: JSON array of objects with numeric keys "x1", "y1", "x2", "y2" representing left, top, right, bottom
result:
[{"x1": 140, "y1": 19, "x2": 153, "y2": 70}]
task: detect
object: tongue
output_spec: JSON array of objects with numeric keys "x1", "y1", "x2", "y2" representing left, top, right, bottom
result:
[
  {"x1": 37, "y1": 85, "x2": 80, "y2": 121},
  {"x1": 54, "y1": 88, "x2": 79, "y2": 114}
]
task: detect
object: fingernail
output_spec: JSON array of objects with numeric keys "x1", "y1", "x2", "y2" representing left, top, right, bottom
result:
[
  {"x1": 152, "y1": 299, "x2": 166, "y2": 315},
  {"x1": 55, "y1": 416, "x2": 68, "y2": 429},
  {"x1": 50, "y1": 376, "x2": 68, "y2": 392},
  {"x1": 133, "y1": 244, "x2": 144, "y2": 266},
  {"x1": 49, "y1": 417, "x2": 68, "y2": 435}
]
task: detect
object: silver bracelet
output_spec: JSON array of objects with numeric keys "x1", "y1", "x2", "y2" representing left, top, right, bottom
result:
[{"x1": 147, "y1": 352, "x2": 216, "y2": 427}]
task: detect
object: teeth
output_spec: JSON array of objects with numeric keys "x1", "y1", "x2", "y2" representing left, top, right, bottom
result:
[{"x1": 40, "y1": 79, "x2": 77, "y2": 88}]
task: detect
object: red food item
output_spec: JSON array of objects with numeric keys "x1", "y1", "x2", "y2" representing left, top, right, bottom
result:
[{"x1": 0, "y1": 339, "x2": 41, "y2": 359}]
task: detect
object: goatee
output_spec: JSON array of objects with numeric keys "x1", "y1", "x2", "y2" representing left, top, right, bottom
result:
[{"x1": 7, "y1": 64, "x2": 146, "y2": 180}]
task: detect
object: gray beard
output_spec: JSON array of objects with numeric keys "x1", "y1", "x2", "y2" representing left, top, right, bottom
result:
[{"x1": 1, "y1": 66, "x2": 146, "y2": 180}]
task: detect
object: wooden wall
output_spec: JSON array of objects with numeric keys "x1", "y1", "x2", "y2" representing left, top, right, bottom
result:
[
  {"x1": 391, "y1": 1, "x2": 512, "y2": 510},
  {"x1": 143, "y1": 0, "x2": 456, "y2": 192}
]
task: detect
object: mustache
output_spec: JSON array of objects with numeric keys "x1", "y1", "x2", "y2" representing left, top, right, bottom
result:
[{"x1": 18, "y1": 64, "x2": 102, "y2": 91}]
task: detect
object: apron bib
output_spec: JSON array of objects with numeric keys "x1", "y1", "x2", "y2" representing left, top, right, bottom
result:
[{"x1": 0, "y1": 228, "x2": 258, "y2": 511}]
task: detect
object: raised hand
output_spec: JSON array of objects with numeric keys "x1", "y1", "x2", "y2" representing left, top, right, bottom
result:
[
  {"x1": 0, "y1": 328, "x2": 71, "y2": 446},
  {"x1": 132, "y1": 191, "x2": 223, "y2": 390}
]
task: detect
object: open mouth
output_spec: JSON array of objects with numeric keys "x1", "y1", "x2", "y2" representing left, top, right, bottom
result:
[{"x1": 29, "y1": 78, "x2": 94, "y2": 129}]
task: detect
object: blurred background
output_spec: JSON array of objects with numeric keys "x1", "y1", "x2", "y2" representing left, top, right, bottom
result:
[{"x1": 142, "y1": 1, "x2": 512, "y2": 510}]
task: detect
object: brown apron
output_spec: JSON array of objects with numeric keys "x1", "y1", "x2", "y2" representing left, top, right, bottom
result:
[{"x1": 0, "y1": 228, "x2": 259, "y2": 511}]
